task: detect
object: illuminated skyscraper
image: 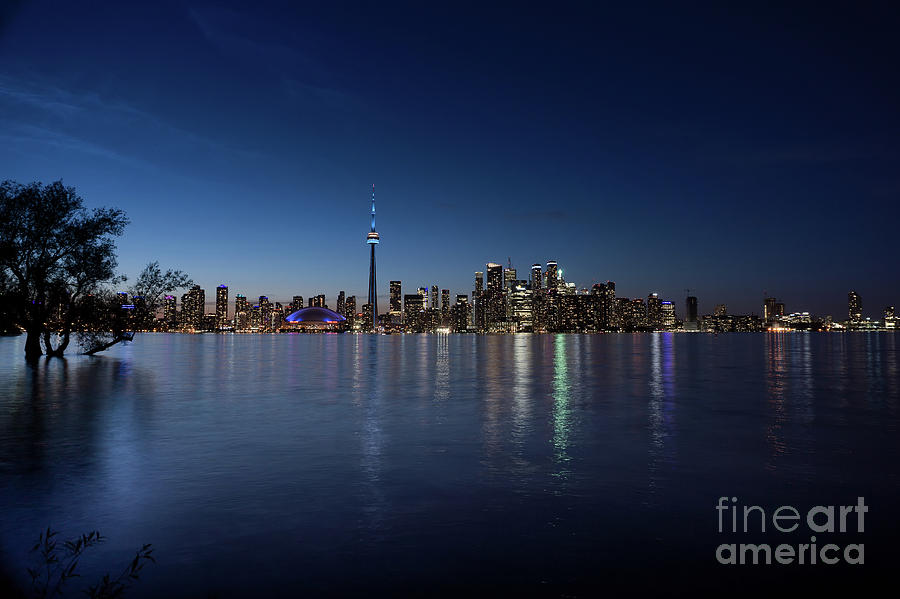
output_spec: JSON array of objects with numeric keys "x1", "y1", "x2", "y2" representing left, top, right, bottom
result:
[
  {"x1": 504, "y1": 267, "x2": 516, "y2": 290},
  {"x1": 647, "y1": 293, "x2": 662, "y2": 329},
  {"x1": 235, "y1": 294, "x2": 249, "y2": 331},
  {"x1": 337, "y1": 291, "x2": 346, "y2": 316},
  {"x1": 661, "y1": 301, "x2": 675, "y2": 328},
  {"x1": 215, "y1": 285, "x2": 228, "y2": 330},
  {"x1": 441, "y1": 289, "x2": 450, "y2": 320},
  {"x1": 474, "y1": 271, "x2": 484, "y2": 332},
  {"x1": 546, "y1": 261, "x2": 558, "y2": 291},
  {"x1": 366, "y1": 184, "x2": 380, "y2": 329},
  {"x1": 531, "y1": 264, "x2": 542, "y2": 290},
  {"x1": 486, "y1": 263, "x2": 503, "y2": 291},
  {"x1": 430, "y1": 285, "x2": 439, "y2": 311},
  {"x1": 346, "y1": 295, "x2": 357, "y2": 328},
  {"x1": 164, "y1": 295, "x2": 177, "y2": 328},
  {"x1": 848, "y1": 290, "x2": 862, "y2": 321},
  {"x1": 389, "y1": 281, "x2": 402, "y2": 315},
  {"x1": 291, "y1": 296, "x2": 303, "y2": 314}
]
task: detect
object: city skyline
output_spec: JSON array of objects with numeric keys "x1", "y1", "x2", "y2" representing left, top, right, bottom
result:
[{"x1": 2, "y1": 2, "x2": 899, "y2": 316}]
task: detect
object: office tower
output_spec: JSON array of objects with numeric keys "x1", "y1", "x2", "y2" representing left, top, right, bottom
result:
[
  {"x1": 486, "y1": 263, "x2": 503, "y2": 291},
  {"x1": 509, "y1": 284, "x2": 533, "y2": 332},
  {"x1": 346, "y1": 295, "x2": 357, "y2": 328},
  {"x1": 431, "y1": 285, "x2": 439, "y2": 311},
  {"x1": 774, "y1": 302, "x2": 785, "y2": 320},
  {"x1": 235, "y1": 294, "x2": 249, "y2": 331},
  {"x1": 715, "y1": 304, "x2": 727, "y2": 317},
  {"x1": 181, "y1": 285, "x2": 204, "y2": 330},
  {"x1": 531, "y1": 264, "x2": 542, "y2": 290},
  {"x1": 661, "y1": 301, "x2": 675, "y2": 329},
  {"x1": 504, "y1": 267, "x2": 517, "y2": 290},
  {"x1": 764, "y1": 297, "x2": 777, "y2": 323},
  {"x1": 249, "y1": 304, "x2": 262, "y2": 330},
  {"x1": 474, "y1": 271, "x2": 485, "y2": 333},
  {"x1": 451, "y1": 295, "x2": 471, "y2": 332},
  {"x1": 485, "y1": 263, "x2": 505, "y2": 332},
  {"x1": 164, "y1": 295, "x2": 177, "y2": 328},
  {"x1": 848, "y1": 291, "x2": 862, "y2": 321},
  {"x1": 647, "y1": 293, "x2": 662, "y2": 329},
  {"x1": 362, "y1": 303, "x2": 374, "y2": 331},
  {"x1": 404, "y1": 293, "x2": 426, "y2": 332},
  {"x1": 686, "y1": 296, "x2": 698, "y2": 323},
  {"x1": 215, "y1": 285, "x2": 228, "y2": 330},
  {"x1": 311, "y1": 294, "x2": 326, "y2": 308},
  {"x1": 546, "y1": 261, "x2": 559, "y2": 291},
  {"x1": 441, "y1": 289, "x2": 450, "y2": 320},
  {"x1": 337, "y1": 291, "x2": 346, "y2": 316},
  {"x1": 366, "y1": 184, "x2": 380, "y2": 329},
  {"x1": 291, "y1": 296, "x2": 303, "y2": 314},
  {"x1": 272, "y1": 303, "x2": 285, "y2": 330},
  {"x1": 259, "y1": 296, "x2": 272, "y2": 331},
  {"x1": 389, "y1": 281, "x2": 402, "y2": 315}
]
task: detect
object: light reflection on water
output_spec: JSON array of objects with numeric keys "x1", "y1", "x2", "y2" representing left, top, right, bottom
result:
[{"x1": 1, "y1": 332, "x2": 898, "y2": 596}]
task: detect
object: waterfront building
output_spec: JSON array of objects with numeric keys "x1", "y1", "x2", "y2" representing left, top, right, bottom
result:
[
  {"x1": 389, "y1": 281, "x2": 402, "y2": 315},
  {"x1": 215, "y1": 285, "x2": 228, "y2": 330}
]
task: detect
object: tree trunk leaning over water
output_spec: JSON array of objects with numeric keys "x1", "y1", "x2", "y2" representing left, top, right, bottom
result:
[{"x1": 0, "y1": 180, "x2": 128, "y2": 360}]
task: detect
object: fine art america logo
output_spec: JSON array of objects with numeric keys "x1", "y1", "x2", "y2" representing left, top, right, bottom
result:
[{"x1": 715, "y1": 497, "x2": 867, "y2": 565}]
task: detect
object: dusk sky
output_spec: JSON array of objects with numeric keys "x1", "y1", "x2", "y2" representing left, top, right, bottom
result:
[{"x1": 1, "y1": 1, "x2": 898, "y2": 316}]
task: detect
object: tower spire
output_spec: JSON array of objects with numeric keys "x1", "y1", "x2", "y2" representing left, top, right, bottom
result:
[{"x1": 366, "y1": 184, "x2": 380, "y2": 330}]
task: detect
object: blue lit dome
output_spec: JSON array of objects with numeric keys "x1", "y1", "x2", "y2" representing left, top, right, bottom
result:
[{"x1": 285, "y1": 307, "x2": 346, "y2": 324}]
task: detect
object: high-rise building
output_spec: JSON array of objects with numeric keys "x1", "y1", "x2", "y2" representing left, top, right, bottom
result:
[
  {"x1": 389, "y1": 281, "x2": 402, "y2": 315},
  {"x1": 430, "y1": 285, "x2": 439, "y2": 311},
  {"x1": 661, "y1": 301, "x2": 675, "y2": 329},
  {"x1": 259, "y1": 296, "x2": 272, "y2": 331},
  {"x1": 848, "y1": 291, "x2": 862, "y2": 321},
  {"x1": 504, "y1": 267, "x2": 517, "y2": 290},
  {"x1": 181, "y1": 285, "x2": 204, "y2": 330},
  {"x1": 403, "y1": 293, "x2": 426, "y2": 332},
  {"x1": 164, "y1": 295, "x2": 177, "y2": 328},
  {"x1": 884, "y1": 306, "x2": 896, "y2": 330},
  {"x1": 312, "y1": 294, "x2": 326, "y2": 308},
  {"x1": 291, "y1": 296, "x2": 303, "y2": 314},
  {"x1": 366, "y1": 184, "x2": 380, "y2": 329},
  {"x1": 474, "y1": 271, "x2": 485, "y2": 333},
  {"x1": 235, "y1": 294, "x2": 250, "y2": 331},
  {"x1": 531, "y1": 264, "x2": 542, "y2": 290},
  {"x1": 486, "y1": 263, "x2": 502, "y2": 291},
  {"x1": 715, "y1": 304, "x2": 728, "y2": 317},
  {"x1": 764, "y1": 297, "x2": 777, "y2": 323},
  {"x1": 346, "y1": 295, "x2": 357, "y2": 328},
  {"x1": 647, "y1": 293, "x2": 662, "y2": 329},
  {"x1": 215, "y1": 285, "x2": 228, "y2": 330},
  {"x1": 451, "y1": 295, "x2": 471, "y2": 332},
  {"x1": 441, "y1": 289, "x2": 450, "y2": 321},
  {"x1": 337, "y1": 291, "x2": 346, "y2": 316},
  {"x1": 686, "y1": 296, "x2": 698, "y2": 323},
  {"x1": 546, "y1": 261, "x2": 558, "y2": 291}
]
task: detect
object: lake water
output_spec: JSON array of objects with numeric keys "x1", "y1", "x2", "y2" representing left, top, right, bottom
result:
[{"x1": 1, "y1": 332, "x2": 898, "y2": 596}]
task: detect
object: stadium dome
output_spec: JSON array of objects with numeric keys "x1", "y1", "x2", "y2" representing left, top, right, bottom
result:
[
  {"x1": 283, "y1": 307, "x2": 347, "y2": 331},
  {"x1": 285, "y1": 307, "x2": 346, "y2": 323}
]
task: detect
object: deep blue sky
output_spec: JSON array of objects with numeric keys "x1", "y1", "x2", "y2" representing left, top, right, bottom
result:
[{"x1": 1, "y1": 1, "x2": 898, "y2": 317}]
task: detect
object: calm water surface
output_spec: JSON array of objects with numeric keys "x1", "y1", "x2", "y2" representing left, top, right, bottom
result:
[{"x1": 1, "y1": 333, "x2": 898, "y2": 596}]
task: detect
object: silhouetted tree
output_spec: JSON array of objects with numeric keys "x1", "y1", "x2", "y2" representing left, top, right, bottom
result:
[
  {"x1": 78, "y1": 261, "x2": 192, "y2": 355},
  {"x1": 0, "y1": 180, "x2": 128, "y2": 359}
]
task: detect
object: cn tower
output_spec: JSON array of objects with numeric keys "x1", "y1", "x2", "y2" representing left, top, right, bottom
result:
[{"x1": 366, "y1": 184, "x2": 379, "y2": 328}]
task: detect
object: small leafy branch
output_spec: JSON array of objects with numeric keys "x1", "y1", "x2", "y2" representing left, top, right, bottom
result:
[{"x1": 26, "y1": 528, "x2": 154, "y2": 599}]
